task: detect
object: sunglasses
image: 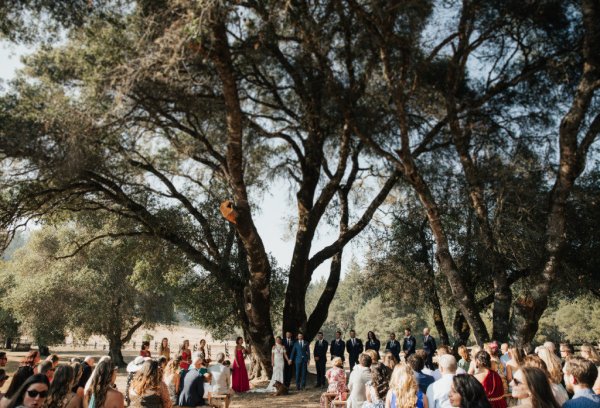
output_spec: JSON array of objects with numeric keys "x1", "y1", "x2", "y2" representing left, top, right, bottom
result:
[{"x1": 26, "y1": 390, "x2": 48, "y2": 398}]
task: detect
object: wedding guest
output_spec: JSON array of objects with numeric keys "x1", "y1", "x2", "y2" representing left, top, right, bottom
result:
[
  {"x1": 77, "y1": 357, "x2": 95, "y2": 390},
  {"x1": 388, "y1": 362, "x2": 427, "y2": 408},
  {"x1": 0, "y1": 353, "x2": 7, "y2": 367},
  {"x1": 125, "y1": 356, "x2": 147, "y2": 406},
  {"x1": 562, "y1": 356, "x2": 600, "y2": 408},
  {"x1": 403, "y1": 328, "x2": 417, "y2": 358},
  {"x1": 457, "y1": 346, "x2": 471, "y2": 373},
  {"x1": 162, "y1": 357, "x2": 181, "y2": 406},
  {"x1": 521, "y1": 355, "x2": 568, "y2": 405},
  {"x1": 506, "y1": 346, "x2": 525, "y2": 383},
  {"x1": 473, "y1": 351, "x2": 507, "y2": 408},
  {"x1": 580, "y1": 343, "x2": 600, "y2": 394},
  {"x1": 46, "y1": 365, "x2": 82, "y2": 408},
  {"x1": 70, "y1": 363, "x2": 84, "y2": 399},
  {"x1": 84, "y1": 360, "x2": 123, "y2": 408},
  {"x1": 140, "y1": 341, "x2": 151, "y2": 358},
  {"x1": 511, "y1": 366, "x2": 560, "y2": 408},
  {"x1": 346, "y1": 330, "x2": 364, "y2": 372},
  {"x1": 432, "y1": 346, "x2": 467, "y2": 380},
  {"x1": 0, "y1": 370, "x2": 8, "y2": 399},
  {"x1": 1, "y1": 366, "x2": 35, "y2": 407},
  {"x1": 347, "y1": 353, "x2": 371, "y2": 408},
  {"x1": 207, "y1": 353, "x2": 232, "y2": 408},
  {"x1": 129, "y1": 360, "x2": 171, "y2": 408},
  {"x1": 386, "y1": 333, "x2": 401, "y2": 363},
  {"x1": 364, "y1": 363, "x2": 389, "y2": 408},
  {"x1": 426, "y1": 354, "x2": 456, "y2": 408},
  {"x1": 178, "y1": 353, "x2": 206, "y2": 407},
  {"x1": 313, "y1": 332, "x2": 328, "y2": 388},
  {"x1": 407, "y1": 353, "x2": 435, "y2": 394},
  {"x1": 449, "y1": 374, "x2": 491, "y2": 408},
  {"x1": 422, "y1": 328, "x2": 437, "y2": 370},
  {"x1": 46, "y1": 355, "x2": 60, "y2": 369},
  {"x1": 21, "y1": 351, "x2": 41, "y2": 369},
  {"x1": 382, "y1": 351, "x2": 398, "y2": 372},
  {"x1": 37, "y1": 361, "x2": 55, "y2": 382},
  {"x1": 560, "y1": 343, "x2": 574, "y2": 363},
  {"x1": 5, "y1": 374, "x2": 49, "y2": 408},
  {"x1": 321, "y1": 358, "x2": 347, "y2": 408},
  {"x1": 366, "y1": 350, "x2": 380, "y2": 368}
]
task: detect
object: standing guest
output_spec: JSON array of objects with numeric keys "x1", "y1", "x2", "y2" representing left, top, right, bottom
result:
[
  {"x1": 382, "y1": 351, "x2": 398, "y2": 372},
  {"x1": 562, "y1": 356, "x2": 600, "y2": 408},
  {"x1": 70, "y1": 363, "x2": 84, "y2": 399},
  {"x1": 38, "y1": 361, "x2": 55, "y2": 382},
  {"x1": 347, "y1": 353, "x2": 371, "y2": 408},
  {"x1": 387, "y1": 362, "x2": 427, "y2": 408},
  {"x1": 473, "y1": 351, "x2": 507, "y2": 408},
  {"x1": 580, "y1": 343, "x2": 600, "y2": 394},
  {"x1": 385, "y1": 333, "x2": 401, "y2": 363},
  {"x1": 129, "y1": 360, "x2": 171, "y2": 408},
  {"x1": 158, "y1": 339, "x2": 170, "y2": 361},
  {"x1": 78, "y1": 357, "x2": 95, "y2": 390},
  {"x1": 510, "y1": 366, "x2": 561, "y2": 408},
  {"x1": 46, "y1": 365, "x2": 82, "y2": 408},
  {"x1": 179, "y1": 340, "x2": 191, "y2": 370},
  {"x1": 364, "y1": 363, "x2": 389, "y2": 408},
  {"x1": 21, "y1": 351, "x2": 41, "y2": 369},
  {"x1": 560, "y1": 343, "x2": 575, "y2": 363},
  {"x1": 521, "y1": 355, "x2": 568, "y2": 405},
  {"x1": 46, "y1": 355, "x2": 60, "y2": 369},
  {"x1": 140, "y1": 341, "x2": 151, "y2": 358},
  {"x1": 403, "y1": 328, "x2": 417, "y2": 359},
  {"x1": 0, "y1": 352, "x2": 7, "y2": 367},
  {"x1": 366, "y1": 331, "x2": 381, "y2": 358},
  {"x1": 448, "y1": 374, "x2": 491, "y2": 408},
  {"x1": 289, "y1": 333, "x2": 310, "y2": 391},
  {"x1": 313, "y1": 332, "x2": 328, "y2": 388},
  {"x1": 163, "y1": 357, "x2": 181, "y2": 406},
  {"x1": 505, "y1": 346, "x2": 525, "y2": 383},
  {"x1": 267, "y1": 336, "x2": 288, "y2": 391},
  {"x1": 457, "y1": 346, "x2": 471, "y2": 374},
  {"x1": 207, "y1": 353, "x2": 232, "y2": 408},
  {"x1": 422, "y1": 328, "x2": 437, "y2": 370},
  {"x1": 426, "y1": 354, "x2": 457, "y2": 408},
  {"x1": 283, "y1": 331, "x2": 295, "y2": 388},
  {"x1": 321, "y1": 358, "x2": 347, "y2": 408},
  {"x1": 5, "y1": 374, "x2": 49, "y2": 408},
  {"x1": 408, "y1": 354, "x2": 435, "y2": 395},
  {"x1": 125, "y1": 357, "x2": 147, "y2": 406},
  {"x1": 231, "y1": 337, "x2": 250, "y2": 393},
  {"x1": 178, "y1": 354, "x2": 205, "y2": 407},
  {"x1": 346, "y1": 330, "x2": 364, "y2": 372},
  {"x1": 1, "y1": 366, "x2": 35, "y2": 408},
  {"x1": 330, "y1": 331, "x2": 346, "y2": 362},
  {"x1": 84, "y1": 360, "x2": 123, "y2": 408}
]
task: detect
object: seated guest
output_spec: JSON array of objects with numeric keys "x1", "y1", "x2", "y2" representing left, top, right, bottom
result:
[
  {"x1": 163, "y1": 358, "x2": 181, "y2": 406},
  {"x1": 363, "y1": 363, "x2": 389, "y2": 408},
  {"x1": 562, "y1": 356, "x2": 600, "y2": 408},
  {"x1": 37, "y1": 361, "x2": 55, "y2": 382},
  {"x1": 431, "y1": 346, "x2": 466, "y2": 380},
  {"x1": 473, "y1": 351, "x2": 507, "y2": 408},
  {"x1": 365, "y1": 349, "x2": 380, "y2": 368},
  {"x1": 46, "y1": 365, "x2": 83, "y2": 408},
  {"x1": 449, "y1": 374, "x2": 491, "y2": 408},
  {"x1": 426, "y1": 354, "x2": 457, "y2": 408},
  {"x1": 0, "y1": 370, "x2": 8, "y2": 400},
  {"x1": 382, "y1": 351, "x2": 397, "y2": 372},
  {"x1": 407, "y1": 353, "x2": 435, "y2": 394},
  {"x1": 208, "y1": 353, "x2": 232, "y2": 408},
  {"x1": 521, "y1": 355, "x2": 568, "y2": 405},
  {"x1": 347, "y1": 353, "x2": 372, "y2": 408},
  {"x1": 178, "y1": 353, "x2": 205, "y2": 407},
  {"x1": 387, "y1": 363, "x2": 426, "y2": 408},
  {"x1": 5, "y1": 374, "x2": 50, "y2": 408},
  {"x1": 579, "y1": 343, "x2": 600, "y2": 395},
  {"x1": 511, "y1": 366, "x2": 560, "y2": 408},
  {"x1": 0, "y1": 352, "x2": 7, "y2": 367},
  {"x1": 416, "y1": 349, "x2": 436, "y2": 379},
  {"x1": 457, "y1": 346, "x2": 471, "y2": 374},
  {"x1": 320, "y1": 357, "x2": 347, "y2": 408},
  {"x1": 1, "y1": 366, "x2": 35, "y2": 408},
  {"x1": 84, "y1": 360, "x2": 123, "y2": 408},
  {"x1": 46, "y1": 355, "x2": 60, "y2": 369},
  {"x1": 129, "y1": 360, "x2": 171, "y2": 408}
]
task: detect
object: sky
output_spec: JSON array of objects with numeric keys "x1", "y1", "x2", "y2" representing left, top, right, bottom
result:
[{"x1": 0, "y1": 41, "x2": 360, "y2": 282}]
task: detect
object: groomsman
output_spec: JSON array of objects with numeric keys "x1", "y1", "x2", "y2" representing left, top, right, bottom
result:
[
  {"x1": 402, "y1": 328, "x2": 416, "y2": 358},
  {"x1": 346, "y1": 329, "x2": 363, "y2": 371},
  {"x1": 422, "y1": 327, "x2": 437, "y2": 369},
  {"x1": 313, "y1": 332, "x2": 328, "y2": 388},
  {"x1": 385, "y1": 333, "x2": 401, "y2": 362},
  {"x1": 330, "y1": 330, "x2": 346, "y2": 361},
  {"x1": 283, "y1": 331, "x2": 295, "y2": 388}
]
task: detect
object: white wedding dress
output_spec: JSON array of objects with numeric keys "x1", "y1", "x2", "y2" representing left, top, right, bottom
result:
[{"x1": 266, "y1": 344, "x2": 286, "y2": 391}]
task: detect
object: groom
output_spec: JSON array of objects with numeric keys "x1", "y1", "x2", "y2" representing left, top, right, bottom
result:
[{"x1": 289, "y1": 333, "x2": 310, "y2": 391}]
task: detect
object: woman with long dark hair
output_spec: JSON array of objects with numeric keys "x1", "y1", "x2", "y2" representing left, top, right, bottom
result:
[
  {"x1": 158, "y1": 339, "x2": 170, "y2": 361},
  {"x1": 366, "y1": 332, "x2": 381, "y2": 358},
  {"x1": 84, "y1": 360, "x2": 123, "y2": 408},
  {"x1": 21, "y1": 351, "x2": 41, "y2": 369},
  {"x1": 448, "y1": 374, "x2": 491, "y2": 408},
  {"x1": 1, "y1": 365, "x2": 35, "y2": 408},
  {"x1": 473, "y1": 351, "x2": 507, "y2": 408},
  {"x1": 231, "y1": 337, "x2": 249, "y2": 393},
  {"x1": 364, "y1": 362, "x2": 389, "y2": 408},
  {"x1": 70, "y1": 363, "x2": 85, "y2": 399},
  {"x1": 129, "y1": 360, "x2": 171, "y2": 408},
  {"x1": 510, "y1": 366, "x2": 560, "y2": 408},
  {"x1": 140, "y1": 342, "x2": 151, "y2": 358},
  {"x1": 5, "y1": 374, "x2": 49, "y2": 408},
  {"x1": 46, "y1": 365, "x2": 82, "y2": 408}
]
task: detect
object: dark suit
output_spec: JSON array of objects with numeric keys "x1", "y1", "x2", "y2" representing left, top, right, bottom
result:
[
  {"x1": 365, "y1": 339, "x2": 381, "y2": 358},
  {"x1": 289, "y1": 340, "x2": 310, "y2": 390},
  {"x1": 330, "y1": 338, "x2": 345, "y2": 361},
  {"x1": 402, "y1": 335, "x2": 416, "y2": 357},
  {"x1": 178, "y1": 368, "x2": 205, "y2": 407},
  {"x1": 283, "y1": 337, "x2": 295, "y2": 387},
  {"x1": 313, "y1": 339, "x2": 328, "y2": 386},
  {"x1": 346, "y1": 337, "x2": 363, "y2": 371},
  {"x1": 423, "y1": 334, "x2": 437, "y2": 369},
  {"x1": 385, "y1": 340, "x2": 401, "y2": 362}
]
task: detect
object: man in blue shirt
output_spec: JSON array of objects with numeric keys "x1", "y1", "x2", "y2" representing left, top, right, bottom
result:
[
  {"x1": 563, "y1": 356, "x2": 600, "y2": 408},
  {"x1": 407, "y1": 353, "x2": 434, "y2": 394}
]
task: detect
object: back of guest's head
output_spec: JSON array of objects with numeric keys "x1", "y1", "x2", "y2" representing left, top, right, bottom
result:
[
  {"x1": 437, "y1": 345, "x2": 451, "y2": 356},
  {"x1": 141, "y1": 340, "x2": 150, "y2": 350},
  {"x1": 46, "y1": 365, "x2": 75, "y2": 408},
  {"x1": 580, "y1": 343, "x2": 600, "y2": 365},
  {"x1": 21, "y1": 350, "x2": 40, "y2": 367},
  {"x1": 38, "y1": 360, "x2": 54, "y2": 376},
  {"x1": 216, "y1": 352, "x2": 225, "y2": 364},
  {"x1": 564, "y1": 356, "x2": 598, "y2": 388},
  {"x1": 5, "y1": 365, "x2": 35, "y2": 399},
  {"x1": 371, "y1": 363, "x2": 390, "y2": 400},
  {"x1": 469, "y1": 345, "x2": 481, "y2": 360},
  {"x1": 521, "y1": 366, "x2": 561, "y2": 408},
  {"x1": 415, "y1": 349, "x2": 428, "y2": 360},
  {"x1": 71, "y1": 362, "x2": 83, "y2": 386},
  {"x1": 542, "y1": 341, "x2": 556, "y2": 354},
  {"x1": 46, "y1": 354, "x2": 60, "y2": 365},
  {"x1": 522, "y1": 355, "x2": 551, "y2": 381},
  {"x1": 451, "y1": 374, "x2": 491, "y2": 408},
  {"x1": 133, "y1": 360, "x2": 161, "y2": 395},
  {"x1": 6, "y1": 373, "x2": 50, "y2": 408},
  {"x1": 509, "y1": 346, "x2": 525, "y2": 365},
  {"x1": 365, "y1": 349, "x2": 379, "y2": 364},
  {"x1": 458, "y1": 345, "x2": 470, "y2": 362},
  {"x1": 406, "y1": 354, "x2": 424, "y2": 372},
  {"x1": 157, "y1": 356, "x2": 167, "y2": 368},
  {"x1": 536, "y1": 346, "x2": 562, "y2": 384},
  {"x1": 475, "y1": 351, "x2": 491, "y2": 370},
  {"x1": 390, "y1": 363, "x2": 418, "y2": 407},
  {"x1": 87, "y1": 359, "x2": 116, "y2": 408},
  {"x1": 359, "y1": 353, "x2": 372, "y2": 368},
  {"x1": 165, "y1": 357, "x2": 181, "y2": 376},
  {"x1": 382, "y1": 351, "x2": 397, "y2": 370},
  {"x1": 191, "y1": 352, "x2": 203, "y2": 365},
  {"x1": 439, "y1": 354, "x2": 457, "y2": 373},
  {"x1": 331, "y1": 357, "x2": 343, "y2": 368},
  {"x1": 223, "y1": 360, "x2": 231, "y2": 367}
]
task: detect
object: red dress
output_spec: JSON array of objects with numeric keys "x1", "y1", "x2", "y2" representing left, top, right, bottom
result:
[
  {"x1": 231, "y1": 348, "x2": 250, "y2": 392},
  {"x1": 482, "y1": 370, "x2": 507, "y2": 408},
  {"x1": 180, "y1": 350, "x2": 191, "y2": 370}
]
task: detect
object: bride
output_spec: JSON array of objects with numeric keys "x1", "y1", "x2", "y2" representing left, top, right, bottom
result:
[{"x1": 267, "y1": 336, "x2": 290, "y2": 391}]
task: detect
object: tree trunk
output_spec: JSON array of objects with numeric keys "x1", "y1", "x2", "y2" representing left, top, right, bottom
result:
[
  {"x1": 108, "y1": 336, "x2": 126, "y2": 367},
  {"x1": 452, "y1": 311, "x2": 471, "y2": 349}
]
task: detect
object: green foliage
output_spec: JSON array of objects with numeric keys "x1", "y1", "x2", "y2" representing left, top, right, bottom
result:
[{"x1": 536, "y1": 296, "x2": 600, "y2": 344}]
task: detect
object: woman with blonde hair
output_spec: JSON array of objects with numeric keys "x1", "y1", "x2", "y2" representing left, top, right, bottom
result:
[
  {"x1": 320, "y1": 357, "x2": 347, "y2": 408},
  {"x1": 382, "y1": 351, "x2": 397, "y2": 372},
  {"x1": 163, "y1": 357, "x2": 181, "y2": 406},
  {"x1": 521, "y1": 355, "x2": 568, "y2": 405},
  {"x1": 468, "y1": 346, "x2": 481, "y2": 375},
  {"x1": 158, "y1": 339, "x2": 170, "y2": 361},
  {"x1": 579, "y1": 343, "x2": 600, "y2": 394},
  {"x1": 129, "y1": 360, "x2": 171, "y2": 408},
  {"x1": 457, "y1": 346, "x2": 470, "y2": 373},
  {"x1": 385, "y1": 363, "x2": 427, "y2": 408},
  {"x1": 366, "y1": 349, "x2": 380, "y2": 367},
  {"x1": 505, "y1": 346, "x2": 525, "y2": 383},
  {"x1": 535, "y1": 347, "x2": 562, "y2": 385}
]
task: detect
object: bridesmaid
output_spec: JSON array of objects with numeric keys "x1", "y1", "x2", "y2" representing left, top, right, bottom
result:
[
  {"x1": 179, "y1": 340, "x2": 191, "y2": 370},
  {"x1": 231, "y1": 337, "x2": 250, "y2": 393}
]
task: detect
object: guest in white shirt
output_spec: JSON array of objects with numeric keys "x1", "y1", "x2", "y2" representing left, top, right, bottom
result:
[
  {"x1": 426, "y1": 354, "x2": 457, "y2": 408},
  {"x1": 347, "y1": 353, "x2": 372, "y2": 408},
  {"x1": 207, "y1": 353, "x2": 232, "y2": 408}
]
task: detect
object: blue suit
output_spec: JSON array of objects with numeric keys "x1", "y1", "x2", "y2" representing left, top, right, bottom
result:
[{"x1": 289, "y1": 340, "x2": 310, "y2": 390}]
